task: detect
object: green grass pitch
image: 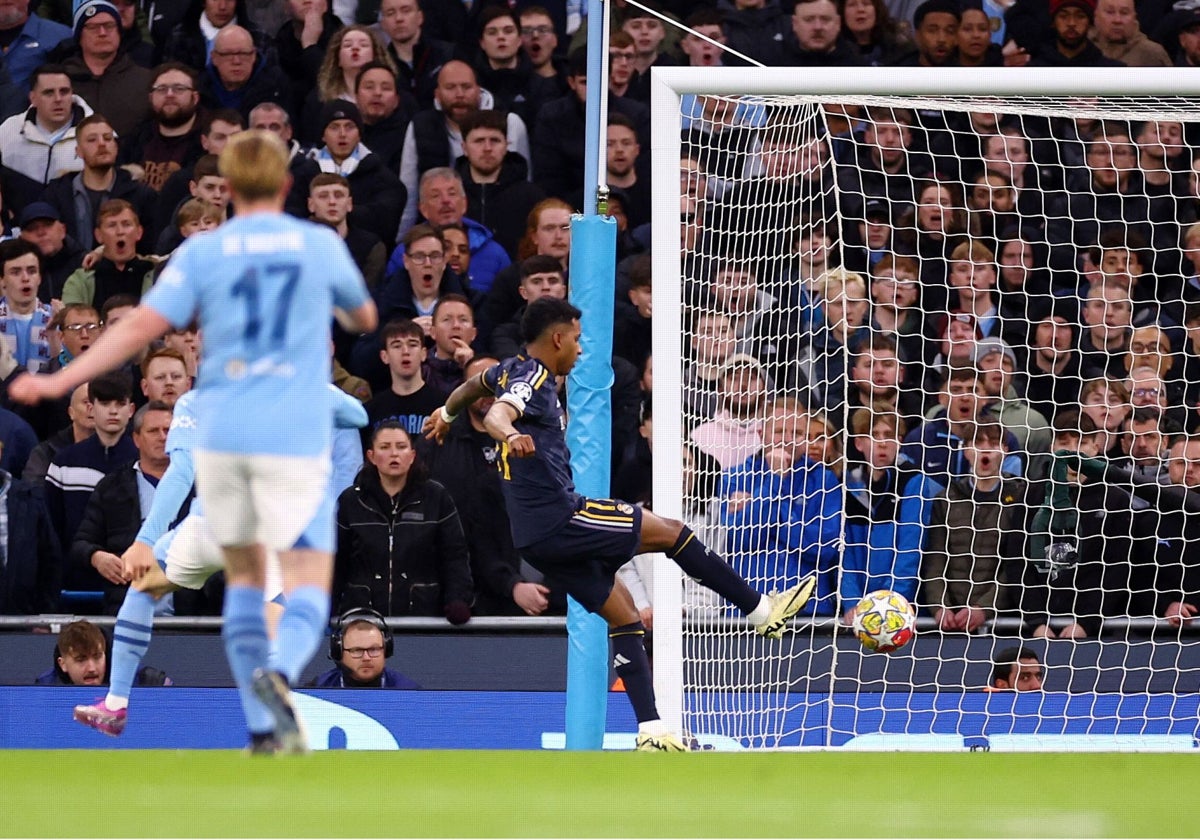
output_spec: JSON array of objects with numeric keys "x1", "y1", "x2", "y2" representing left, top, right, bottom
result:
[{"x1": 0, "y1": 750, "x2": 1195, "y2": 837}]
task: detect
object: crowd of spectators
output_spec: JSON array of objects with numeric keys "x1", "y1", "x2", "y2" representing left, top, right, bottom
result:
[
  {"x1": 0, "y1": 0, "x2": 1198, "y2": 650},
  {"x1": 678, "y1": 87, "x2": 1200, "y2": 634}
]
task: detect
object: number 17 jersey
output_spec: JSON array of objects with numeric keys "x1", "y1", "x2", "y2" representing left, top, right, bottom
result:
[{"x1": 144, "y1": 214, "x2": 370, "y2": 458}]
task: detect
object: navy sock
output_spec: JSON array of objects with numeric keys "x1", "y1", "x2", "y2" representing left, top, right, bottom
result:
[
  {"x1": 610, "y1": 622, "x2": 658, "y2": 724},
  {"x1": 668, "y1": 527, "x2": 761, "y2": 614}
]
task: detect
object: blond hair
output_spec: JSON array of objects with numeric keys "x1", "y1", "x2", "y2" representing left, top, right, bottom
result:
[
  {"x1": 816, "y1": 267, "x2": 866, "y2": 302},
  {"x1": 218, "y1": 131, "x2": 289, "y2": 202},
  {"x1": 176, "y1": 198, "x2": 220, "y2": 229}
]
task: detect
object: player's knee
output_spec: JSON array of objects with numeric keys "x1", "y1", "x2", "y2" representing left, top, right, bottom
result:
[
  {"x1": 642, "y1": 511, "x2": 685, "y2": 551},
  {"x1": 608, "y1": 620, "x2": 645, "y2": 638},
  {"x1": 133, "y1": 570, "x2": 173, "y2": 599}
]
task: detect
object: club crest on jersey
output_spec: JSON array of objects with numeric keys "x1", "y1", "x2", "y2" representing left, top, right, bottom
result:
[{"x1": 510, "y1": 381, "x2": 534, "y2": 404}]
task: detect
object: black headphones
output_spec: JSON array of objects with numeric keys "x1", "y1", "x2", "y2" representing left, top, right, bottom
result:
[{"x1": 328, "y1": 607, "x2": 393, "y2": 660}]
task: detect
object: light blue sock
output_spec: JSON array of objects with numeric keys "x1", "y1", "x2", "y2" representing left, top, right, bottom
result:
[
  {"x1": 266, "y1": 591, "x2": 287, "y2": 672},
  {"x1": 272, "y1": 586, "x2": 330, "y2": 686},
  {"x1": 107, "y1": 588, "x2": 157, "y2": 706},
  {"x1": 222, "y1": 584, "x2": 274, "y2": 735}
]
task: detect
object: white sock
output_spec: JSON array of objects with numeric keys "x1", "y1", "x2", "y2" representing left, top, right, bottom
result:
[
  {"x1": 746, "y1": 595, "x2": 771, "y2": 626},
  {"x1": 638, "y1": 719, "x2": 669, "y2": 736},
  {"x1": 104, "y1": 694, "x2": 128, "y2": 711}
]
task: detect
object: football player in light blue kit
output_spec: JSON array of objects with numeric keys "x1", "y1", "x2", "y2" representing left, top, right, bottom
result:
[
  {"x1": 11, "y1": 131, "x2": 378, "y2": 754},
  {"x1": 72, "y1": 386, "x2": 369, "y2": 742}
]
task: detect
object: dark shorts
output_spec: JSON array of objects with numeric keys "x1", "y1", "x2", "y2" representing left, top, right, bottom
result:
[{"x1": 519, "y1": 497, "x2": 643, "y2": 613}]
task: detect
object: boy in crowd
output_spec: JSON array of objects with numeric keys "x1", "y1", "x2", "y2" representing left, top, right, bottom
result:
[
  {"x1": 0, "y1": 239, "x2": 55, "y2": 373},
  {"x1": 903, "y1": 366, "x2": 1024, "y2": 486},
  {"x1": 843, "y1": 409, "x2": 941, "y2": 619},
  {"x1": 365, "y1": 318, "x2": 449, "y2": 442},
  {"x1": 61, "y1": 200, "x2": 153, "y2": 309},
  {"x1": 923, "y1": 420, "x2": 1028, "y2": 633}
]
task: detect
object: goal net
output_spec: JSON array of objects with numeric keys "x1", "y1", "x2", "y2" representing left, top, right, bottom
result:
[{"x1": 649, "y1": 68, "x2": 1200, "y2": 751}]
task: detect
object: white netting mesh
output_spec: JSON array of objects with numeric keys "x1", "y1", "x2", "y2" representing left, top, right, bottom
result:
[{"x1": 665, "y1": 89, "x2": 1200, "y2": 749}]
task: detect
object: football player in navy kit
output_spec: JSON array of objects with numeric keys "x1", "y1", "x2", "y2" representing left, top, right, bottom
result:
[{"x1": 425, "y1": 297, "x2": 816, "y2": 751}]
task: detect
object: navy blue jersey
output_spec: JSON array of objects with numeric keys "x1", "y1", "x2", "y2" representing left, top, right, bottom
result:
[{"x1": 483, "y1": 355, "x2": 578, "y2": 547}]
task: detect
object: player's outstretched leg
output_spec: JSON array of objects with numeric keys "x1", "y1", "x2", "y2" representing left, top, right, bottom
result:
[{"x1": 643, "y1": 510, "x2": 816, "y2": 638}]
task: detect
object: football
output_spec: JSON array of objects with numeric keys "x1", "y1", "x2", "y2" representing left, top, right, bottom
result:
[{"x1": 852, "y1": 590, "x2": 916, "y2": 653}]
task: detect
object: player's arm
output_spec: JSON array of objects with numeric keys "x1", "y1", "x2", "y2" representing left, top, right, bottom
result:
[
  {"x1": 423, "y1": 370, "x2": 494, "y2": 443},
  {"x1": 126, "y1": 448, "x2": 195, "y2": 578},
  {"x1": 335, "y1": 300, "x2": 378, "y2": 336},
  {"x1": 10, "y1": 307, "x2": 172, "y2": 404},
  {"x1": 483, "y1": 401, "x2": 534, "y2": 457},
  {"x1": 330, "y1": 384, "x2": 369, "y2": 429}
]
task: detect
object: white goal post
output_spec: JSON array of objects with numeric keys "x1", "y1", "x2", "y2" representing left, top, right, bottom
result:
[{"x1": 650, "y1": 67, "x2": 1200, "y2": 750}]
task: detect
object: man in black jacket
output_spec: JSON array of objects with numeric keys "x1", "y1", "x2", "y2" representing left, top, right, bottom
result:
[
  {"x1": 422, "y1": 355, "x2": 557, "y2": 616},
  {"x1": 16, "y1": 202, "x2": 84, "y2": 303},
  {"x1": 530, "y1": 47, "x2": 648, "y2": 202},
  {"x1": 333, "y1": 420, "x2": 473, "y2": 620},
  {"x1": 308, "y1": 172, "x2": 387, "y2": 291},
  {"x1": 0, "y1": 436, "x2": 62, "y2": 615},
  {"x1": 273, "y1": 0, "x2": 340, "y2": 92},
  {"x1": 1022, "y1": 423, "x2": 1161, "y2": 639},
  {"x1": 309, "y1": 100, "x2": 405, "y2": 250},
  {"x1": 71, "y1": 400, "x2": 171, "y2": 613},
  {"x1": 471, "y1": 6, "x2": 557, "y2": 129},
  {"x1": 357, "y1": 61, "x2": 418, "y2": 172},
  {"x1": 377, "y1": 0, "x2": 454, "y2": 109},
  {"x1": 762, "y1": 0, "x2": 867, "y2": 65},
  {"x1": 455, "y1": 108, "x2": 544, "y2": 260},
  {"x1": 38, "y1": 114, "x2": 158, "y2": 250},
  {"x1": 1029, "y1": 0, "x2": 1125, "y2": 66}
]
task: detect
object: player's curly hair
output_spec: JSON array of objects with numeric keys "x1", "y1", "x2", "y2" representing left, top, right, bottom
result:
[{"x1": 521, "y1": 297, "x2": 581, "y2": 345}]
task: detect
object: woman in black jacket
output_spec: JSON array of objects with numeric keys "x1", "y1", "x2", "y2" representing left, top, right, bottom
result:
[{"x1": 332, "y1": 421, "x2": 473, "y2": 622}]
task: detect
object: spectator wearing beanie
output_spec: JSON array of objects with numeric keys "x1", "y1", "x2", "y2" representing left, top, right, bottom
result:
[
  {"x1": 308, "y1": 100, "x2": 405, "y2": 250},
  {"x1": 59, "y1": 0, "x2": 153, "y2": 139},
  {"x1": 1029, "y1": 0, "x2": 1125, "y2": 65}
]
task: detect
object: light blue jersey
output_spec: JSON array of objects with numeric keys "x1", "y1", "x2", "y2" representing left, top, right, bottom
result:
[
  {"x1": 330, "y1": 386, "x2": 368, "y2": 496},
  {"x1": 165, "y1": 390, "x2": 200, "y2": 458},
  {"x1": 136, "y1": 390, "x2": 201, "y2": 549},
  {"x1": 145, "y1": 214, "x2": 370, "y2": 458},
  {"x1": 981, "y1": 0, "x2": 1008, "y2": 44}
]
